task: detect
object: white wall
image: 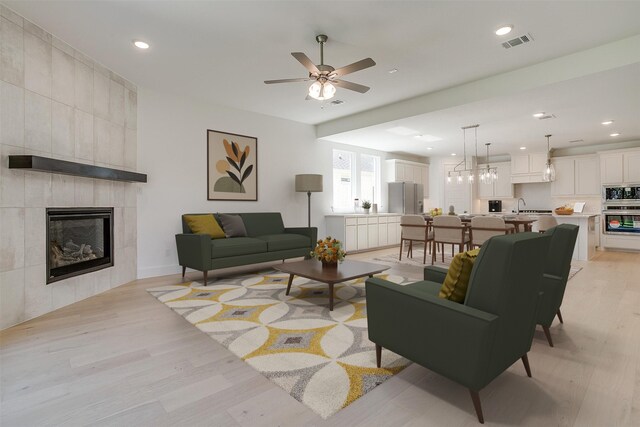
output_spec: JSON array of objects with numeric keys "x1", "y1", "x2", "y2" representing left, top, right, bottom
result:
[{"x1": 136, "y1": 88, "x2": 411, "y2": 278}]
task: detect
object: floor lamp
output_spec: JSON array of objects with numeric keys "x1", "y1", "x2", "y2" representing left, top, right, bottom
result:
[{"x1": 295, "y1": 174, "x2": 323, "y2": 228}]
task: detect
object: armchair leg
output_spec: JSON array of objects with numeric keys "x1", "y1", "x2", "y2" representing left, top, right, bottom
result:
[
  {"x1": 375, "y1": 344, "x2": 382, "y2": 368},
  {"x1": 557, "y1": 308, "x2": 564, "y2": 324},
  {"x1": 203, "y1": 270, "x2": 208, "y2": 287},
  {"x1": 521, "y1": 353, "x2": 532, "y2": 377},
  {"x1": 542, "y1": 325, "x2": 554, "y2": 347},
  {"x1": 181, "y1": 265, "x2": 186, "y2": 278},
  {"x1": 469, "y1": 389, "x2": 484, "y2": 424}
]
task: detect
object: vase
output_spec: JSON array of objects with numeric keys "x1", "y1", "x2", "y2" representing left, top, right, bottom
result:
[
  {"x1": 363, "y1": 208, "x2": 370, "y2": 214},
  {"x1": 321, "y1": 260, "x2": 338, "y2": 268}
]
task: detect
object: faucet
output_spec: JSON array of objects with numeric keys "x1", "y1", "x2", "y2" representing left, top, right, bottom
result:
[{"x1": 517, "y1": 198, "x2": 526, "y2": 214}]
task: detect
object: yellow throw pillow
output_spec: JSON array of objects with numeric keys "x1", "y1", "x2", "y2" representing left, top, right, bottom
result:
[
  {"x1": 184, "y1": 214, "x2": 225, "y2": 239},
  {"x1": 438, "y1": 248, "x2": 481, "y2": 303}
]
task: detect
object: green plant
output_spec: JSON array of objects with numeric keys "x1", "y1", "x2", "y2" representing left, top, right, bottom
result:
[{"x1": 361, "y1": 200, "x2": 372, "y2": 209}]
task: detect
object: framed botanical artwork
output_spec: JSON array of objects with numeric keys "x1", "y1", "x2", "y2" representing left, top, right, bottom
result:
[{"x1": 207, "y1": 129, "x2": 258, "y2": 201}]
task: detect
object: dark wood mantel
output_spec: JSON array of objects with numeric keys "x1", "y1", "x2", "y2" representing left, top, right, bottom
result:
[{"x1": 8, "y1": 155, "x2": 147, "y2": 183}]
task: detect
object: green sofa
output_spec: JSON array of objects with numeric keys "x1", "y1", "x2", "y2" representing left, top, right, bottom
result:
[
  {"x1": 366, "y1": 232, "x2": 551, "y2": 423},
  {"x1": 175, "y1": 212, "x2": 317, "y2": 285}
]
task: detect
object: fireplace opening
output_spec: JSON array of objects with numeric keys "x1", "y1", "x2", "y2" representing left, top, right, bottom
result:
[{"x1": 46, "y1": 208, "x2": 114, "y2": 284}]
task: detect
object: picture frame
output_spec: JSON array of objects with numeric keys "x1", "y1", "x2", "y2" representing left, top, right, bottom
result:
[{"x1": 207, "y1": 129, "x2": 258, "y2": 201}]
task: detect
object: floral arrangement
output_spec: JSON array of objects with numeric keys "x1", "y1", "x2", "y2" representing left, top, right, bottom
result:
[{"x1": 310, "y1": 236, "x2": 346, "y2": 264}]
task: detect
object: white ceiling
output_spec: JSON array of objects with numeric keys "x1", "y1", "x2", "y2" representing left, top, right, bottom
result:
[{"x1": 6, "y1": 0, "x2": 640, "y2": 156}]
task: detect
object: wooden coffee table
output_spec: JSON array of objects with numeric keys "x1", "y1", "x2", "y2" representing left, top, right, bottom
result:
[{"x1": 275, "y1": 259, "x2": 389, "y2": 311}]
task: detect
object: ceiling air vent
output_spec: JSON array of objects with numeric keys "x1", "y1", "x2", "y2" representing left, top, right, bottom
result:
[
  {"x1": 569, "y1": 139, "x2": 584, "y2": 144},
  {"x1": 502, "y1": 33, "x2": 534, "y2": 49}
]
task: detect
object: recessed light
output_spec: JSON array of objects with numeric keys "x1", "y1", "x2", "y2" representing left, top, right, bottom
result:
[
  {"x1": 414, "y1": 134, "x2": 443, "y2": 142},
  {"x1": 426, "y1": 147, "x2": 433, "y2": 150},
  {"x1": 133, "y1": 40, "x2": 150, "y2": 49},
  {"x1": 495, "y1": 25, "x2": 513, "y2": 36},
  {"x1": 602, "y1": 120, "x2": 614, "y2": 125},
  {"x1": 520, "y1": 146, "x2": 526, "y2": 150},
  {"x1": 388, "y1": 68, "x2": 398, "y2": 74},
  {"x1": 451, "y1": 153, "x2": 456, "y2": 156},
  {"x1": 610, "y1": 133, "x2": 620, "y2": 137},
  {"x1": 532, "y1": 112, "x2": 545, "y2": 118}
]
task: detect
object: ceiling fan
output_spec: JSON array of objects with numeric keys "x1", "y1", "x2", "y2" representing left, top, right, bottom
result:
[{"x1": 264, "y1": 34, "x2": 376, "y2": 101}]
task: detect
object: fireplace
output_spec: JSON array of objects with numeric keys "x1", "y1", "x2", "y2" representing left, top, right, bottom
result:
[{"x1": 46, "y1": 208, "x2": 114, "y2": 284}]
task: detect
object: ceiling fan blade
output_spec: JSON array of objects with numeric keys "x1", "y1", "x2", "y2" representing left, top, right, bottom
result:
[
  {"x1": 333, "y1": 79, "x2": 370, "y2": 93},
  {"x1": 264, "y1": 78, "x2": 312, "y2": 84},
  {"x1": 291, "y1": 52, "x2": 320, "y2": 74},
  {"x1": 330, "y1": 58, "x2": 376, "y2": 77}
]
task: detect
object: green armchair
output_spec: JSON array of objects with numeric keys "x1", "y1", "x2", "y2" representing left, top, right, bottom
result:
[
  {"x1": 537, "y1": 224, "x2": 579, "y2": 346},
  {"x1": 365, "y1": 232, "x2": 551, "y2": 423}
]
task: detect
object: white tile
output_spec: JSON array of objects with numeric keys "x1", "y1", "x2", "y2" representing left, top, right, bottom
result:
[
  {"x1": 124, "y1": 128, "x2": 137, "y2": 170},
  {"x1": 124, "y1": 183, "x2": 137, "y2": 208},
  {"x1": 93, "y1": 71, "x2": 109, "y2": 119},
  {"x1": 23, "y1": 31, "x2": 51, "y2": 98},
  {"x1": 51, "y1": 173, "x2": 75, "y2": 207},
  {"x1": 109, "y1": 79, "x2": 125, "y2": 125},
  {"x1": 0, "y1": 81, "x2": 24, "y2": 147},
  {"x1": 51, "y1": 101, "x2": 75, "y2": 157},
  {"x1": 74, "y1": 177, "x2": 94, "y2": 206},
  {"x1": 74, "y1": 108, "x2": 93, "y2": 161},
  {"x1": 110, "y1": 123, "x2": 124, "y2": 167},
  {"x1": 110, "y1": 261, "x2": 125, "y2": 289},
  {"x1": 74, "y1": 59, "x2": 93, "y2": 113},
  {"x1": 23, "y1": 19, "x2": 51, "y2": 43},
  {"x1": 93, "y1": 179, "x2": 112, "y2": 206},
  {"x1": 94, "y1": 268, "x2": 111, "y2": 294},
  {"x1": 0, "y1": 143, "x2": 25, "y2": 208},
  {"x1": 24, "y1": 207, "x2": 45, "y2": 267},
  {"x1": 51, "y1": 276, "x2": 77, "y2": 310},
  {"x1": 112, "y1": 182, "x2": 125, "y2": 207},
  {"x1": 52, "y1": 47, "x2": 75, "y2": 106},
  {"x1": 122, "y1": 246, "x2": 137, "y2": 284},
  {"x1": 0, "y1": 207, "x2": 25, "y2": 272},
  {"x1": 114, "y1": 207, "x2": 124, "y2": 250},
  {"x1": 24, "y1": 91, "x2": 51, "y2": 153},
  {"x1": 93, "y1": 117, "x2": 110, "y2": 164},
  {"x1": 0, "y1": 17, "x2": 24, "y2": 87},
  {"x1": 124, "y1": 207, "x2": 136, "y2": 248},
  {"x1": 75, "y1": 272, "x2": 96, "y2": 302},
  {"x1": 24, "y1": 171, "x2": 52, "y2": 207},
  {"x1": 52, "y1": 36, "x2": 75, "y2": 57},
  {"x1": 24, "y1": 264, "x2": 51, "y2": 321},
  {"x1": 0, "y1": 268, "x2": 25, "y2": 329},
  {"x1": 1, "y1": 5, "x2": 23, "y2": 27},
  {"x1": 124, "y1": 89, "x2": 137, "y2": 130}
]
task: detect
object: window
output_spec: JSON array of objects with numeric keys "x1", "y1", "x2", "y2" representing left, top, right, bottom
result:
[
  {"x1": 360, "y1": 154, "x2": 380, "y2": 206},
  {"x1": 332, "y1": 150, "x2": 355, "y2": 211}
]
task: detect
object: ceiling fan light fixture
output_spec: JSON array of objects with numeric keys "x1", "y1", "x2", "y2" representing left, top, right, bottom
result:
[{"x1": 308, "y1": 81, "x2": 336, "y2": 100}]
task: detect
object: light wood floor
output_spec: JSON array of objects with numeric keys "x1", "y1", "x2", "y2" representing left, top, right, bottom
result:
[{"x1": 1, "y1": 247, "x2": 639, "y2": 426}]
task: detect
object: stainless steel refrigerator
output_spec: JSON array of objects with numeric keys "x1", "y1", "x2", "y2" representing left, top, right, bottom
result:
[{"x1": 388, "y1": 182, "x2": 424, "y2": 214}]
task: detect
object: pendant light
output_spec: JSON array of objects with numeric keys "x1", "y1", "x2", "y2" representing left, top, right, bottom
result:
[
  {"x1": 542, "y1": 134, "x2": 556, "y2": 182},
  {"x1": 447, "y1": 124, "x2": 478, "y2": 185},
  {"x1": 480, "y1": 143, "x2": 498, "y2": 184}
]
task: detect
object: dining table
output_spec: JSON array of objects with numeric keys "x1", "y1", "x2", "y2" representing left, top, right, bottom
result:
[{"x1": 424, "y1": 215, "x2": 537, "y2": 233}]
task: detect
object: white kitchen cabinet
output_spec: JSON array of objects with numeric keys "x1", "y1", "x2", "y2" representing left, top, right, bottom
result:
[
  {"x1": 625, "y1": 151, "x2": 640, "y2": 182},
  {"x1": 598, "y1": 149, "x2": 640, "y2": 184},
  {"x1": 477, "y1": 162, "x2": 513, "y2": 199},
  {"x1": 386, "y1": 159, "x2": 429, "y2": 196},
  {"x1": 325, "y1": 214, "x2": 402, "y2": 253},
  {"x1": 575, "y1": 156, "x2": 600, "y2": 195},
  {"x1": 510, "y1": 152, "x2": 548, "y2": 183},
  {"x1": 551, "y1": 155, "x2": 600, "y2": 197}
]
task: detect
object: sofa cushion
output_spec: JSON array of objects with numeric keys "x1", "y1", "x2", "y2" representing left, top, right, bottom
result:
[
  {"x1": 239, "y1": 213, "x2": 285, "y2": 237},
  {"x1": 210, "y1": 237, "x2": 267, "y2": 259},
  {"x1": 257, "y1": 234, "x2": 310, "y2": 252},
  {"x1": 218, "y1": 214, "x2": 248, "y2": 238},
  {"x1": 438, "y1": 248, "x2": 481, "y2": 303},
  {"x1": 183, "y1": 214, "x2": 225, "y2": 239}
]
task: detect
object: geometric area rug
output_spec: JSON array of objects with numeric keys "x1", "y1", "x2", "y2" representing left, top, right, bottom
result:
[{"x1": 147, "y1": 270, "x2": 412, "y2": 419}]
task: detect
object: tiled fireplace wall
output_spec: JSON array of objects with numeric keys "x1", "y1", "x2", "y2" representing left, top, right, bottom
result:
[{"x1": 0, "y1": 5, "x2": 138, "y2": 329}]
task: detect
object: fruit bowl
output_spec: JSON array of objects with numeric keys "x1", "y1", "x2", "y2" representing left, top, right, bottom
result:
[{"x1": 554, "y1": 207, "x2": 574, "y2": 215}]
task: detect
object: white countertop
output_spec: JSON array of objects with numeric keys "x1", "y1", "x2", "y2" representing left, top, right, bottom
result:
[
  {"x1": 325, "y1": 213, "x2": 401, "y2": 217},
  {"x1": 472, "y1": 212, "x2": 600, "y2": 219}
]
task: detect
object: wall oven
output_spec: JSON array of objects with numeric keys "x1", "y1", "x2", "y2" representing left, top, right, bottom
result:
[{"x1": 602, "y1": 205, "x2": 640, "y2": 235}]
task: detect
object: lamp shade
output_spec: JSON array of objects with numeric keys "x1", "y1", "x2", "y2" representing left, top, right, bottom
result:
[{"x1": 295, "y1": 174, "x2": 323, "y2": 192}]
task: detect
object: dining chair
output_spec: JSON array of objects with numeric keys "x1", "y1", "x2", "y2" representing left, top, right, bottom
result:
[
  {"x1": 400, "y1": 215, "x2": 433, "y2": 264},
  {"x1": 537, "y1": 215, "x2": 558, "y2": 233},
  {"x1": 469, "y1": 216, "x2": 513, "y2": 248},
  {"x1": 431, "y1": 215, "x2": 470, "y2": 264}
]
